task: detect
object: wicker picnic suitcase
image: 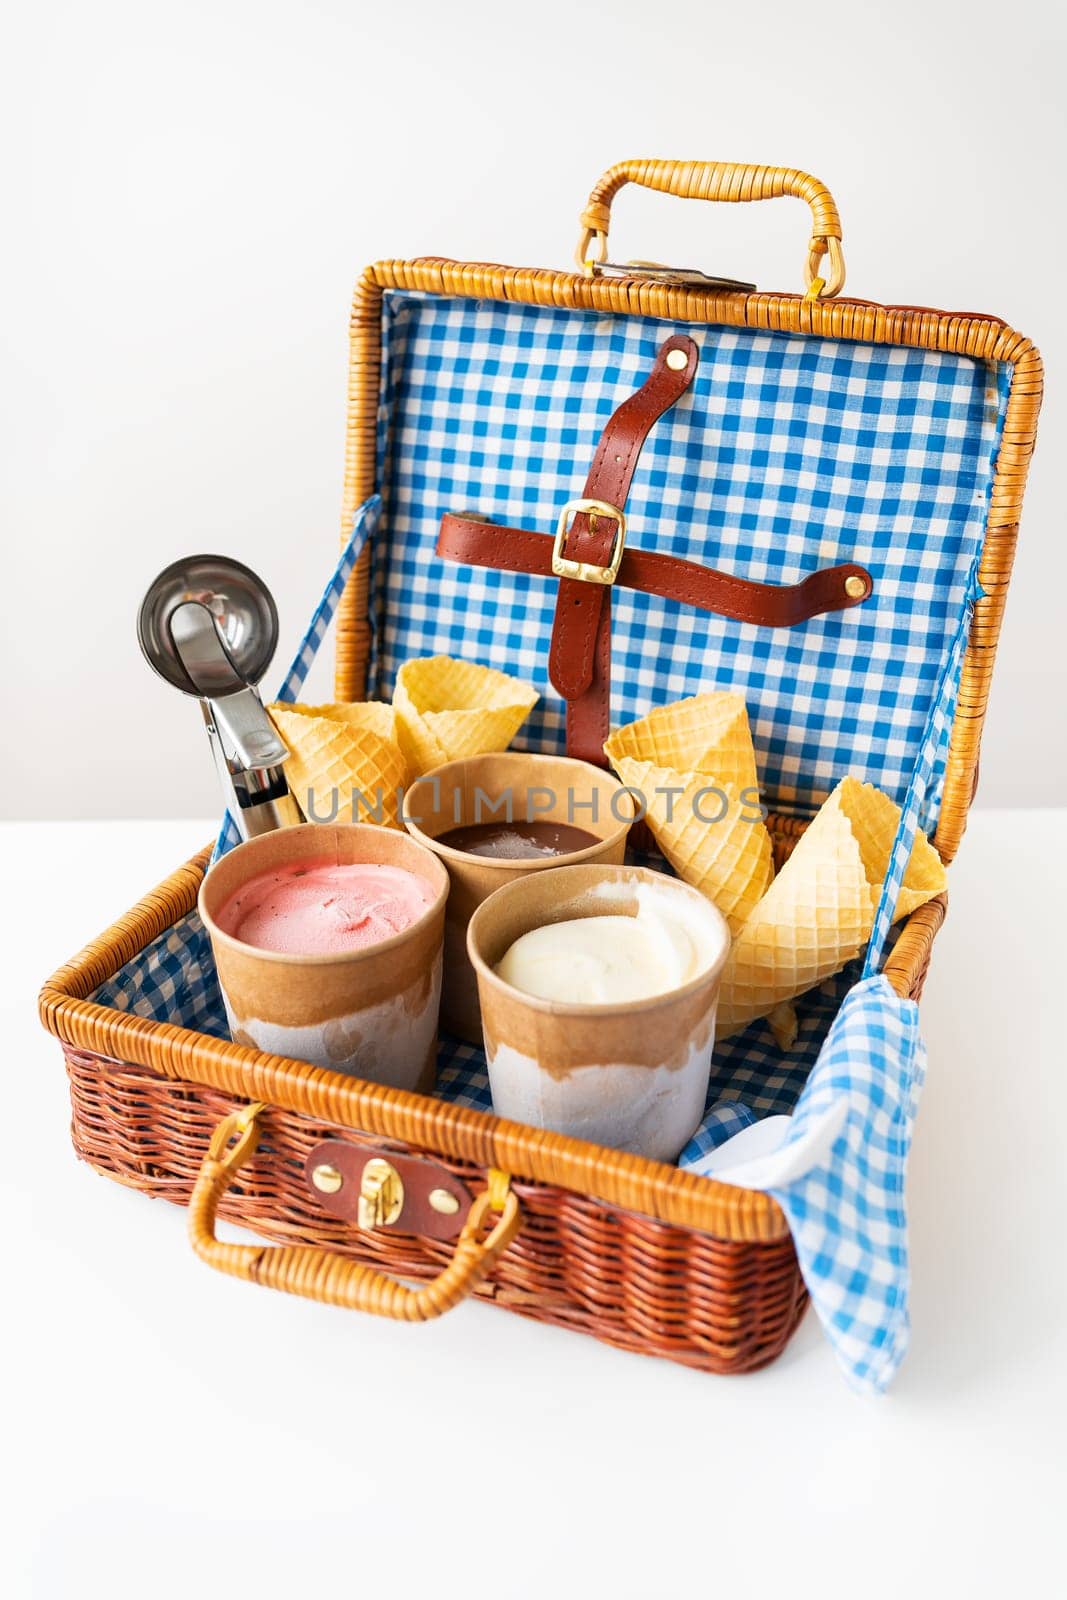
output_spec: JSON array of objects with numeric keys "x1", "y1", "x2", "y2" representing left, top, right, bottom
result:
[{"x1": 40, "y1": 161, "x2": 1041, "y2": 1373}]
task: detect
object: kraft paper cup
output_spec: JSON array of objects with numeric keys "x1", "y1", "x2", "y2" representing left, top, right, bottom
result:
[
  {"x1": 199, "y1": 823, "x2": 449, "y2": 1092},
  {"x1": 467, "y1": 864, "x2": 731, "y2": 1162},
  {"x1": 402, "y1": 752, "x2": 635, "y2": 1044}
]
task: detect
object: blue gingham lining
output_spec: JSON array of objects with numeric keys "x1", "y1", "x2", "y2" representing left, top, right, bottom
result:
[
  {"x1": 91, "y1": 909, "x2": 857, "y2": 1120},
  {"x1": 368, "y1": 292, "x2": 1008, "y2": 829},
  {"x1": 863, "y1": 564, "x2": 977, "y2": 975}
]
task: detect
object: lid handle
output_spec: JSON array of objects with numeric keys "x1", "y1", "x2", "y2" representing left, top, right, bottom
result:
[{"x1": 576, "y1": 159, "x2": 846, "y2": 297}]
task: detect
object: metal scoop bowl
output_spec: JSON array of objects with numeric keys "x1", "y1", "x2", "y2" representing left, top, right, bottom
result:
[{"x1": 137, "y1": 554, "x2": 300, "y2": 839}]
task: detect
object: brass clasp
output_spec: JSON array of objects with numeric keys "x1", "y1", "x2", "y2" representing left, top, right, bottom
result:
[
  {"x1": 357, "y1": 1157, "x2": 405, "y2": 1231},
  {"x1": 552, "y1": 499, "x2": 627, "y2": 585}
]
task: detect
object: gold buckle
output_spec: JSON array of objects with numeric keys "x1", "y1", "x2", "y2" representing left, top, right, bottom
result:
[{"x1": 552, "y1": 499, "x2": 627, "y2": 585}]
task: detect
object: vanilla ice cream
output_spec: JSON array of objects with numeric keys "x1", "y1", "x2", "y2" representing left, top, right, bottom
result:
[{"x1": 495, "y1": 879, "x2": 727, "y2": 1005}]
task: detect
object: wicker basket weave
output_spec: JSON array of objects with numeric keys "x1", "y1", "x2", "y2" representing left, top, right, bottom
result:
[{"x1": 39, "y1": 161, "x2": 1040, "y2": 1374}]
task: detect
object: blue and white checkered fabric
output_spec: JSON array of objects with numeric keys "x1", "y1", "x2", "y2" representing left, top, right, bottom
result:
[
  {"x1": 680, "y1": 975, "x2": 926, "y2": 1395},
  {"x1": 369, "y1": 292, "x2": 1008, "y2": 827},
  {"x1": 94, "y1": 911, "x2": 227, "y2": 1039},
  {"x1": 689, "y1": 1098, "x2": 758, "y2": 1149},
  {"x1": 864, "y1": 563, "x2": 978, "y2": 975},
  {"x1": 770, "y1": 976, "x2": 925, "y2": 1393},
  {"x1": 278, "y1": 496, "x2": 381, "y2": 705}
]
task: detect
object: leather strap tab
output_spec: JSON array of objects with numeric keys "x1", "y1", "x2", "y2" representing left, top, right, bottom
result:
[
  {"x1": 548, "y1": 334, "x2": 699, "y2": 762},
  {"x1": 438, "y1": 515, "x2": 873, "y2": 629}
]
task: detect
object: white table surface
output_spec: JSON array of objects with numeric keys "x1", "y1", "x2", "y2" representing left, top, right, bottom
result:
[{"x1": 7, "y1": 813, "x2": 1065, "y2": 1598}]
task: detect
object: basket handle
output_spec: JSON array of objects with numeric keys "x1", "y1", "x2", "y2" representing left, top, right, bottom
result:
[
  {"x1": 188, "y1": 1106, "x2": 522, "y2": 1320},
  {"x1": 575, "y1": 159, "x2": 846, "y2": 297}
]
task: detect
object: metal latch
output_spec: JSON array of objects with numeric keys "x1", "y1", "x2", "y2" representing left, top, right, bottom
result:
[{"x1": 356, "y1": 1157, "x2": 404, "y2": 1230}]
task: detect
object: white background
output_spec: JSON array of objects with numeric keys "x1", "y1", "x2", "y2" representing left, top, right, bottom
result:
[{"x1": 3, "y1": 0, "x2": 1064, "y2": 818}]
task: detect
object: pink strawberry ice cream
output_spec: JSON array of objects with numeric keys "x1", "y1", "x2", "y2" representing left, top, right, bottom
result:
[{"x1": 215, "y1": 857, "x2": 436, "y2": 955}]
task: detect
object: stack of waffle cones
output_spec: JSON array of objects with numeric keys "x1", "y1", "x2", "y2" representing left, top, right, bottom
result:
[
  {"x1": 606, "y1": 696, "x2": 946, "y2": 1042},
  {"x1": 269, "y1": 656, "x2": 539, "y2": 828}
]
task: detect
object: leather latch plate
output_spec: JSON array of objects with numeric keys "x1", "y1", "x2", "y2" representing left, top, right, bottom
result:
[{"x1": 304, "y1": 1141, "x2": 472, "y2": 1239}]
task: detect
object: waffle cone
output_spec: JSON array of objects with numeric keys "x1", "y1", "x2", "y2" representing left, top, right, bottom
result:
[
  {"x1": 268, "y1": 702, "x2": 407, "y2": 828},
  {"x1": 839, "y1": 775, "x2": 947, "y2": 919},
  {"x1": 393, "y1": 656, "x2": 539, "y2": 777},
  {"x1": 281, "y1": 698, "x2": 401, "y2": 749},
  {"x1": 605, "y1": 692, "x2": 759, "y2": 796},
  {"x1": 614, "y1": 755, "x2": 773, "y2": 936},
  {"x1": 716, "y1": 777, "x2": 947, "y2": 1038}
]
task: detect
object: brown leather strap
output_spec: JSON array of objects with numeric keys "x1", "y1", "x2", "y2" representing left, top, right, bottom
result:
[
  {"x1": 549, "y1": 333, "x2": 700, "y2": 763},
  {"x1": 438, "y1": 515, "x2": 873, "y2": 628}
]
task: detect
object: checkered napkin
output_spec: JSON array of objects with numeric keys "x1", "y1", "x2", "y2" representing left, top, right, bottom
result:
[
  {"x1": 679, "y1": 582, "x2": 976, "y2": 1393},
  {"x1": 682, "y1": 979, "x2": 926, "y2": 1393},
  {"x1": 773, "y1": 977, "x2": 926, "y2": 1391}
]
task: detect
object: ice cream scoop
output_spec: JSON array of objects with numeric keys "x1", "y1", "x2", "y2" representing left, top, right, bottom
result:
[
  {"x1": 495, "y1": 880, "x2": 725, "y2": 1005},
  {"x1": 216, "y1": 859, "x2": 436, "y2": 955},
  {"x1": 137, "y1": 554, "x2": 301, "y2": 839}
]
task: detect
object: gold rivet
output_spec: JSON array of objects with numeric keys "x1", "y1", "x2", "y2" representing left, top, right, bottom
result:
[
  {"x1": 844, "y1": 574, "x2": 868, "y2": 599},
  {"x1": 312, "y1": 1163, "x2": 343, "y2": 1195},
  {"x1": 429, "y1": 1188, "x2": 460, "y2": 1216},
  {"x1": 665, "y1": 348, "x2": 688, "y2": 371}
]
